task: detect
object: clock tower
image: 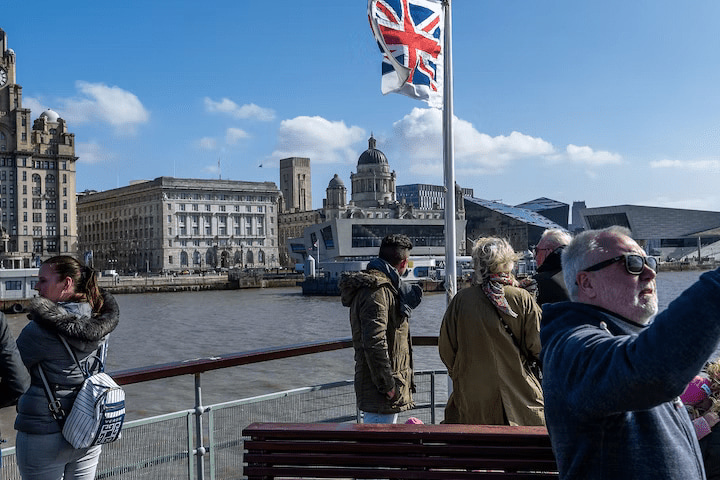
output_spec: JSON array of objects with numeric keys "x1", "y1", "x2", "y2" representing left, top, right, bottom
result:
[{"x1": 0, "y1": 28, "x2": 78, "y2": 267}]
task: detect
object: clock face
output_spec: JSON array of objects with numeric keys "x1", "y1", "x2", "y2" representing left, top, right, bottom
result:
[{"x1": 0, "y1": 67, "x2": 6, "y2": 86}]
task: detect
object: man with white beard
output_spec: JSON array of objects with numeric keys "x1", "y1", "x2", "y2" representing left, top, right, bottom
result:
[{"x1": 541, "y1": 225, "x2": 720, "y2": 480}]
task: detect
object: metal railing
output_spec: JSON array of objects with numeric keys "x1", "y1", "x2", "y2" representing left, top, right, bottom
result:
[{"x1": 1, "y1": 336, "x2": 447, "y2": 480}]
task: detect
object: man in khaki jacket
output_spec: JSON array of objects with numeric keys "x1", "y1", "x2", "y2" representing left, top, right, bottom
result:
[{"x1": 339, "y1": 234, "x2": 423, "y2": 424}]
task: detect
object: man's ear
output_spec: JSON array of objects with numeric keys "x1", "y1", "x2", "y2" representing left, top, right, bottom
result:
[{"x1": 575, "y1": 271, "x2": 596, "y2": 299}]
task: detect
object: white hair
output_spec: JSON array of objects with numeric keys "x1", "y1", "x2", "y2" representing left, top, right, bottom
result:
[{"x1": 562, "y1": 226, "x2": 632, "y2": 300}]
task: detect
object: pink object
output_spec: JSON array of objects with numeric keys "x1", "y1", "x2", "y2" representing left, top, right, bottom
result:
[
  {"x1": 681, "y1": 376, "x2": 712, "y2": 406},
  {"x1": 405, "y1": 417, "x2": 424, "y2": 424}
]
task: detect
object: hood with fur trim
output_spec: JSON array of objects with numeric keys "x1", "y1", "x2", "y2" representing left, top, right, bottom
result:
[{"x1": 27, "y1": 291, "x2": 119, "y2": 342}]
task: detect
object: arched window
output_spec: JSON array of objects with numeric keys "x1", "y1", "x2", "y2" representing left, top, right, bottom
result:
[
  {"x1": 180, "y1": 251, "x2": 188, "y2": 267},
  {"x1": 258, "y1": 250, "x2": 265, "y2": 264},
  {"x1": 246, "y1": 251, "x2": 254, "y2": 265}
]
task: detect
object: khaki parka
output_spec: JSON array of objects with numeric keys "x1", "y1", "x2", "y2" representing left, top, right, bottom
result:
[
  {"x1": 340, "y1": 269, "x2": 414, "y2": 414},
  {"x1": 439, "y1": 284, "x2": 544, "y2": 426}
]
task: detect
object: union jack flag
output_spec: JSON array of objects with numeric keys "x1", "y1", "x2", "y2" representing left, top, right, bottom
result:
[{"x1": 368, "y1": 0, "x2": 444, "y2": 108}]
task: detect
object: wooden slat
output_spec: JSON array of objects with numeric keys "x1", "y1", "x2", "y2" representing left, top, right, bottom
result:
[{"x1": 244, "y1": 439, "x2": 554, "y2": 460}]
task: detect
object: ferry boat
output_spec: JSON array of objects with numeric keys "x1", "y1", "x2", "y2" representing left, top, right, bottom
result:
[{"x1": 0, "y1": 267, "x2": 38, "y2": 313}]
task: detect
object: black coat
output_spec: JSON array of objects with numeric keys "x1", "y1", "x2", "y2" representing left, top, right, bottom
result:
[{"x1": 533, "y1": 251, "x2": 569, "y2": 306}]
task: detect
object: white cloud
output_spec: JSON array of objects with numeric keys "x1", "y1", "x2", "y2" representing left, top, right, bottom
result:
[
  {"x1": 390, "y1": 108, "x2": 555, "y2": 176},
  {"x1": 76, "y1": 141, "x2": 114, "y2": 164},
  {"x1": 270, "y1": 116, "x2": 366, "y2": 164},
  {"x1": 650, "y1": 158, "x2": 720, "y2": 171},
  {"x1": 197, "y1": 137, "x2": 217, "y2": 150},
  {"x1": 21, "y1": 96, "x2": 45, "y2": 117},
  {"x1": 564, "y1": 144, "x2": 622, "y2": 165},
  {"x1": 58, "y1": 81, "x2": 149, "y2": 134},
  {"x1": 204, "y1": 97, "x2": 275, "y2": 121},
  {"x1": 226, "y1": 127, "x2": 249, "y2": 145},
  {"x1": 203, "y1": 164, "x2": 220, "y2": 175},
  {"x1": 652, "y1": 195, "x2": 720, "y2": 211}
]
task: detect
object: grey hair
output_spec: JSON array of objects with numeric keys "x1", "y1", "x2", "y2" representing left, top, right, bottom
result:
[
  {"x1": 471, "y1": 237, "x2": 520, "y2": 285},
  {"x1": 562, "y1": 226, "x2": 632, "y2": 300},
  {"x1": 538, "y1": 228, "x2": 572, "y2": 249}
]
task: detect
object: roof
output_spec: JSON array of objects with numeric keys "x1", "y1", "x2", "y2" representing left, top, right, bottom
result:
[
  {"x1": 466, "y1": 197, "x2": 563, "y2": 229},
  {"x1": 515, "y1": 197, "x2": 568, "y2": 211}
]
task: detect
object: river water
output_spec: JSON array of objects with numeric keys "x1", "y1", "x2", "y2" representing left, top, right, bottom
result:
[{"x1": 0, "y1": 269, "x2": 707, "y2": 445}]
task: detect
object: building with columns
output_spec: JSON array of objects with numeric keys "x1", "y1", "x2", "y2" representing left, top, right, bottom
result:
[
  {"x1": 0, "y1": 28, "x2": 78, "y2": 267},
  {"x1": 77, "y1": 177, "x2": 281, "y2": 273}
]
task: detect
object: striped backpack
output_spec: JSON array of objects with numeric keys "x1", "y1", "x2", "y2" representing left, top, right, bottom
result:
[{"x1": 38, "y1": 336, "x2": 125, "y2": 448}]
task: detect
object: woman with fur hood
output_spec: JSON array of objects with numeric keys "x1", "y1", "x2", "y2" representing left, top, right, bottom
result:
[{"x1": 14, "y1": 256, "x2": 119, "y2": 480}]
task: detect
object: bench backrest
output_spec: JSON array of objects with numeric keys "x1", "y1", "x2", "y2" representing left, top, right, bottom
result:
[{"x1": 243, "y1": 422, "x2": 558, "y2": 479}]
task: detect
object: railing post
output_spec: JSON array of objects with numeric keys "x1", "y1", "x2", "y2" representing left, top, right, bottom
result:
[
  {"x1": 194, "y1": 373, "x2": 206, "y2": 480},
  {"x1": 430, "y1": 372, "x2": 436, "y2": 425}
]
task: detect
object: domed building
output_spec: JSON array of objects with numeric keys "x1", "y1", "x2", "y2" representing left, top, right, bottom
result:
[
  {"x1": 350, "y1": 135, "x2": 396, "y2": 208},
  {"x1": 278, "y1": 135, "x2": 467, "y2": 267}
]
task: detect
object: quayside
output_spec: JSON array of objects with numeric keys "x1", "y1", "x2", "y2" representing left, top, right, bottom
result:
[{"x1": 0, "y1": 336, "x2": 449, "y2": 480}]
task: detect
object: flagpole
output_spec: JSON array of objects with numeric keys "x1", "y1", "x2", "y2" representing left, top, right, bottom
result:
[{"x1": 442, "y1": 0, "x2": 457, "y2": 301}]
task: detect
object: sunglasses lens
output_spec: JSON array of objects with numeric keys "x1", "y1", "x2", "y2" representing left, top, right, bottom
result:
[
  {"x1": 647, "y1": 256, "x2": 658, "y2": 272},
  {"x1": 626, "y1": 255, "x2": 657, "y2": 274},
  {"x1": 626, "y1": 255, "x2": 644, "y2": 273}
]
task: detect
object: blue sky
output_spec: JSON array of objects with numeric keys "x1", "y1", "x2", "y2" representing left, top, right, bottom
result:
[{"x1": 4, "y1": 1, "x2": 720, "y2": 216}]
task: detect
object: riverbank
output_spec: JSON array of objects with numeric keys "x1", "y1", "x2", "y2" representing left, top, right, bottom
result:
[
  {"x1": 97, "y1": 271, "x2": 303, "y2": 295},
  {"x1": 658, "y1": 261, "x2": 719, "y2": 272}
]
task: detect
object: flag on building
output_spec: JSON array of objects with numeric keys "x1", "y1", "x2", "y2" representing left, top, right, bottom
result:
[{"x1": 368, "y1": 0, "x2": 444, "y2": 108}]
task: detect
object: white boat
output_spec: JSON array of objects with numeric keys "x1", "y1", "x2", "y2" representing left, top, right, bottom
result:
[{"x1": 0, "y1": 267, "x2": 38, "y2": 312}]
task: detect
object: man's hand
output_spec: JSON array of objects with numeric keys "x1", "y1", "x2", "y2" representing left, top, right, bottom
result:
[{"x1": 386, "y1": 387, "x2": 395, "y2": 400}]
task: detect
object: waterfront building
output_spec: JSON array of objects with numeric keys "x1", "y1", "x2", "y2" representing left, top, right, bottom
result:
[
  {"x1": 515, "y1": 197, "x2": 569, "y2": 229},
  {"x1": 0, "y1": 29, "x2": 78, "y2": 267},
  {"x1": 397, "y1": 183, "x2": 474, "y2": 210},
  {"x1": 280, "y1": 135, "x2": 467, "y2": 266},
  {"x1": 464, "y1": 197, "x2": 565, "y2": 253},
  {"x1": 576, "y1": 204, "x2": 720, "y2": 260},
  {"x1": 77, "y1": 177, "x2": 281, "y2": 273}
]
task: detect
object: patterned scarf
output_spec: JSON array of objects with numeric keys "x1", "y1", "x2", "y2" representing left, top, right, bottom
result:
[{"x1": 482, "y1": 272, "x2": 538, "y2": 318}]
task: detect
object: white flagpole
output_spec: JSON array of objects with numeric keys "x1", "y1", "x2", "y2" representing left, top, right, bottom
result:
[{"x1": 442, "y1": 0, "x2": 457, "y2": 301}]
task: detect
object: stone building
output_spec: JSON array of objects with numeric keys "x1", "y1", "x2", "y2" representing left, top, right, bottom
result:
[
  {"x1": 77, "y1": 177, "x2": 281, "y2": 273},
  {"x1": 0, "y1": 29, "x2": 78, "y2": 267},
  {"x1": 397, "y1": 183, "x2": 474, "y2": 210}
]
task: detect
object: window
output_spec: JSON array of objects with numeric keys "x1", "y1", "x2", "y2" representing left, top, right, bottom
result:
[
  {"x1": 23, "y1": 241, "x2": 28, "y2": 252},
  {"x1": 63, "y1": 200, "x2": 67, "y2": 210},
  {"x1": 5, "y1": 281, "x2": 21, "y2": 291},
  {"x1": 205, "y1": 205, "x2": 211, "y2": 212},
  {"x1": 167, "y1": 215, "x2": 172, "y2": 223},
  {"x1": 180, "y1": 204, "x2": 186, "y2": 211},
  {"x1": 169, "y1": 255, "x2": 173, "y2": 264},
  {"x1": 32, "y1": 213, "x2": 41, "y2": 222}
]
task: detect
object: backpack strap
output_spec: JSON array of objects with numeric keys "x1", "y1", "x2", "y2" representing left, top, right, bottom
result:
[
  {"x1": 58, "y1": 335, "x2": 106, "y2": 378},
  {"x1": 37, "y1": 364, "x2": 66, "y2": 422}
]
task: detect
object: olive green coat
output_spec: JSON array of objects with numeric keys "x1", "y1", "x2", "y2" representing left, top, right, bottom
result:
[
  {"x1": 340, "y1": 269, "x2": 414, "y2": 414},
  {"x1": 439, "y1": 284, "x2": 544, "y2": 426}
]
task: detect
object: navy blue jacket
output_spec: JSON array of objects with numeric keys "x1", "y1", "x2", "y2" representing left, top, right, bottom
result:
[{"x1": 540, "y1": 269, "x2": 720, "y2": 479}]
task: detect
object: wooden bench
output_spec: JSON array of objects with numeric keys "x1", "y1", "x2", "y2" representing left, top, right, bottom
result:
[{"x1": 243, "y1": 422, "x2": 558, "y2": 479}]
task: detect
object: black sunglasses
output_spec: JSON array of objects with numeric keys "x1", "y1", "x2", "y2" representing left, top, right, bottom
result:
[{"x1": 583, "y1": 254, "x2": 658, "y2": 275}]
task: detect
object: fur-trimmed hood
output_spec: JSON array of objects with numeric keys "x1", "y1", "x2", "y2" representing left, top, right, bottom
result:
[
  {"x1": 339, "y1": 270, "x2": 394, "y2": 307},
  {"x1": 27, "y1": 291, "x2": 119, "y2": 342}
]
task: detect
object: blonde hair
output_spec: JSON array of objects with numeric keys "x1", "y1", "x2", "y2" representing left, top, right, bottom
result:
[{"x1": 471, "y1": 237, "x2": 520, "y2": 285}]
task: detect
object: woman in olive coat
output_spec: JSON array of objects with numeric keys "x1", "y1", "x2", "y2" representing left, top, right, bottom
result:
[{"x1": 439, "y1": 237, "x2": 544, "y2": 426}]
